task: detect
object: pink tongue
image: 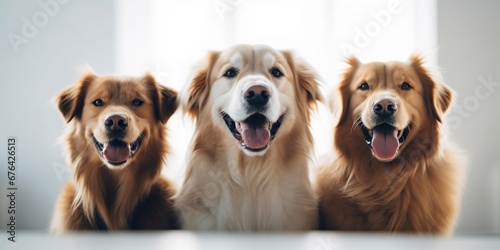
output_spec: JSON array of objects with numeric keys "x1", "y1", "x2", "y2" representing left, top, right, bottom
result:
[
  {"x1": 240, "y1": 122, "x2": 271, "y2": 149},
  {"x1": 371, "y1": 126, "x2": 399, "y2": 161},
  {"x1": 103, "y1": 144, "x2": 130, "y2": 164}
]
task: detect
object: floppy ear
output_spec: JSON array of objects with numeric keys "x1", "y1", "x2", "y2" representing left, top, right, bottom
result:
[
  {"x1": 409, "y1": 54, "x2": 453, "y2": 123},
  {"x1": 55, "y1": 72, "x2": 95, "y2": 123},
  {"x1": 158, "y1": 85, "x2": 178, "y2": 123},
  {"x1": 334, "y1": 56, "x2": 361, "y2": 127},
  {"x1": 281, "y1": 50, "x2": 324, "y2": 111},
  {"x1": 143, "y1": 73, "x2": 178, "y2": 123},
  {"x1": 184, "y1": 51, "x2": 220, "y2": 117}
]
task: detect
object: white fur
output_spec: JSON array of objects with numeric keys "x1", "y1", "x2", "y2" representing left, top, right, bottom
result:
[{"x1": 176, "y1": 146, "x2": 317, "y2": 230}]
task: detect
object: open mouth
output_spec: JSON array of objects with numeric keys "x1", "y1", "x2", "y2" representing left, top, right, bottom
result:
[
  {"x1": 360, "y1": 123, "x2": 410, "y2": 161},
  {"x1": 221, "y1": 112, "x2": 285, "y2": 152},
  {"x1": 92, "y1": 133, "x2": 144, "y2": 166}
]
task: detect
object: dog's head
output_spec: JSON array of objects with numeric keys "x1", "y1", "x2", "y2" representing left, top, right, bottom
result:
[
  {"x1": 184, "y1": 44, "x2": 322, "y2": 156},
  {"x1": 56, "y1": 73, "x2": 178, "y2": 169},
  {"x1": 333, "y1": 55, "x2": 452, "y2": 162}
]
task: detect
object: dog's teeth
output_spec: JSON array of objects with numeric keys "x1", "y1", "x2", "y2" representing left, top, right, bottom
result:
[{"x1": 397, "y1": 130, "x2": 402, "y2": 138}]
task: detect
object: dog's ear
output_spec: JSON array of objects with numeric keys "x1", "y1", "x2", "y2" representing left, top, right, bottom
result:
[
  {"x1": 410, "y1": 54, "x2": 453, "y2": 123},
  {"x1": 184, "y1": 51, "x2": 220, "y2": 117},
  {"x1": 334, "y1": 56, "x2": 360, "y2": 127},
  {"x1": 158, "y1": 85, "x2": 178, "y2": 123},
  {"x1": 143, "y1": 73, "x2": 178, "y2": 123},
  {"x1": 55, "y1": 72, "x2": 95, "y2": 123},
  {"x1": 281, "y1": 50, "x2": 324, "y2": 111}
]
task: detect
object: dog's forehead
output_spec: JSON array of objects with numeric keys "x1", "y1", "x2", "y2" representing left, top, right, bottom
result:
[
  {"x1": 229, "y1": 52, "x2": 244, "y2": 69},
  {"x1": 87, "y1": 76, "x2": 148, "y2": 100},
  {"x1": 355, "y1": 62, "x2": 385, "y2": 83},
  {"x1": 261, "y1": 52, "x2": 278, "y2": 67},
  {"x1": 385, "y1": 62, "x2": 419, "y2": 83},
  {"x1": 219, "y1": 46, "x2": 283, "y2": 68},
  {"x1": 255, "y1": 47, "x2": 283, "y2": 67}
]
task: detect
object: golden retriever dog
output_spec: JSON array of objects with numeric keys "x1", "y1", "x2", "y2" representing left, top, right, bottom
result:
[
  {"x1": 174, "y1": 44, "x2": 322, "y2": 230},
  {"x1": 316, "y1": 55, "x2": 465, "y2": 234},
  {"x1": 51, "y1": 72, "x2": 179, "y2": 232}
]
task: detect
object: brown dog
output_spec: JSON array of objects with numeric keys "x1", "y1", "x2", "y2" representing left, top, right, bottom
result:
[
  {"x1": 316, "y1": 55, "x2": 465, "y2": 234},
  {"x1": 51, "y1": 72, "x2": 179, "y2": 232}
]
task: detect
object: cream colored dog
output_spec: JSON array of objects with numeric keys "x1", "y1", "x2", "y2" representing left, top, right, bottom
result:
[{"x1": 174, "y1": 44, "x2": 322, "y2": 231}]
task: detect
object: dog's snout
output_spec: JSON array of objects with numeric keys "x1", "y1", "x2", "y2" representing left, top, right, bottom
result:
[
  {"x1": 244, "y1": 85, "x2": 270, "y2": 107},
  {"x1": 373, "y1": 98, "x2": 397, "y2": 117},
  {"x1": 105, "y1": 114, "x2": 128, "y2": 132}
]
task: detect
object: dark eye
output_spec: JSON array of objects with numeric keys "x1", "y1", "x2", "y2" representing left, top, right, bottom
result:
[
  {"x1": 223, "y1": 67, "x2": 238, "y2": 78},
  {"x1": 270, "y1": 67, "x2": 283, "y2": 78},
  {"x1": 401, "y1": 82, "x2": 412, "y2": 91},
  {"x1": 92, "y1": 99, "x2": 104, "y2": 107},
  {"x1": 131, "y1": 98, "x2": 144, "y2": 107},
  {"x1": 359, "y1": 82, "x2": 370, "y2": 90}
]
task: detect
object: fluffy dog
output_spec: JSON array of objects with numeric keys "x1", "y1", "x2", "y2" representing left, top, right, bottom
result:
[
  {"x1": 316, "y1": 55, "x2": 465, "y2": 234},
  {"x1": 51, "y1": 72, "x2": 179, "y2": 232},
  {"x1": 174, "y1": 44, "x2": 322, "y2": 231}
]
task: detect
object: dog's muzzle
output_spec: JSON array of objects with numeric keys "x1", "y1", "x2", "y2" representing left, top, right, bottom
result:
[
  {"x1": 221, "y1": 112, "x2": 285, "y2": 153},
  {"x1": 92, "y1": 113, "x2": 144, "y2": 166},
  {"x1": 356, "y1": 97, "x2": 412, "y2": 161}
]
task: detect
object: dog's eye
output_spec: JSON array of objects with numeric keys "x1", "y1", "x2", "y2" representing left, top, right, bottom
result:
[
  {"x1": 358, "y1": 82, "x2": 370, "y2": 91},
  {"x1": 270, "y1": 67, "x2": 283, "y2": 78},
  {"x1": 131, "y1": 98, "x2": 144, "y2": 107},
  {"x1": 223, "y1": 68, "x2": 239, "y2": 78},
  {"x1": 92, "y1": 99, "x2": 105, "y2": 107},
  {"x1": 401, "y1": 82, "x2": 412, "y2": 91}
]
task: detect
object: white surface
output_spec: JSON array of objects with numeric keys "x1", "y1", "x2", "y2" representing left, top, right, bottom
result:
[{"x1": 2, "y1": 232, "x2": 500, "y2": 250}]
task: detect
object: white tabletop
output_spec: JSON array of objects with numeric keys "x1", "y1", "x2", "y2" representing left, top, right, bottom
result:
[{"x1": 3, "y1": 231, "x2": 500, "y2": 250}]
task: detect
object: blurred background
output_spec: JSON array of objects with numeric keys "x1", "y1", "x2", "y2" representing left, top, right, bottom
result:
[{"x1": 0, "y1": 0, "x2": 499, "y2": 235}]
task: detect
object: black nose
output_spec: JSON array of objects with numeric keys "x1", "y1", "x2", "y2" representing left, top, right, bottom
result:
[
  {"x1": 373, "y1": 98, "x2": 398, "y2": 117},
  {"x1": 244, "y1": 85, "x2": 270, "y2": 107},
  {"x1": 104, "y1": 114, "x2": 128, "y2": 132}
]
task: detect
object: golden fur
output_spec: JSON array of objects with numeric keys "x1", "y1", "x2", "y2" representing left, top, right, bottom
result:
[
  {"x1": 174, "y1": 44, "x2": 322, "y2": 230},
  {"x1": 316, "y1": 55, "x2": 465, "y2": 234},
  {"x1": 51, "y1": 73, "x2": 179, "y2": 232}
]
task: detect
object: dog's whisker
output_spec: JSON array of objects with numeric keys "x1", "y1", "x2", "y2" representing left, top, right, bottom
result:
[{"x1": 350, "y1": 114, "x2": 363, "y2": 132}]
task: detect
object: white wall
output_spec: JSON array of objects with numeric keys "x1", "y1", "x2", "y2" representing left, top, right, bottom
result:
[
  {"x1": 437, "y1": 0, "x2": 500, "y2": 235},
  {"x1": 0, "y1": 0, "x2": 116, "y2": 230}
]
